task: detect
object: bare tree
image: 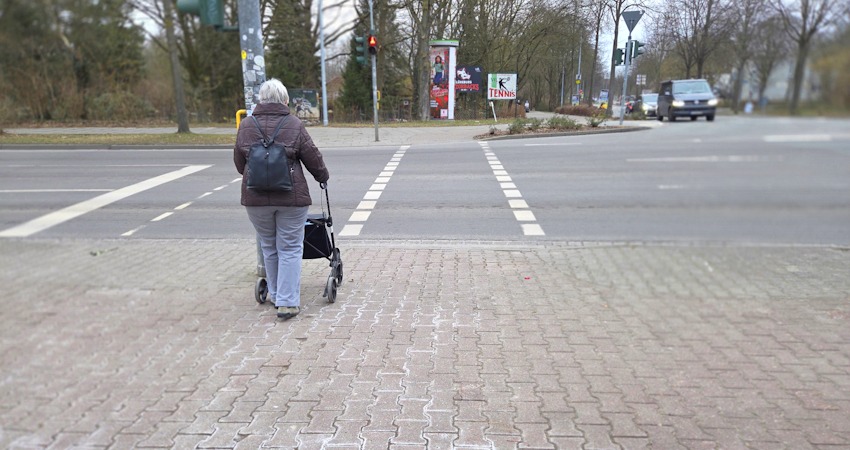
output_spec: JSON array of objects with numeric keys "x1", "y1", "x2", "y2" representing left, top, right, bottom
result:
[
  {"x1": 729, "y1": 0, "x2": 764, "y2": 113},
  {"x1": 750, "y1": 13, "x2": 789, "y2": 108},
  {"x1": 162, "y1": 0, "x2": 190, "y2": 132},
  {"x1": 584, "y1": 0, "x2": 608, "y2": 104},
  {"x1": 664, "y1": 0, "x2": 731, "y2": 79},
  {"x1": 772, "y1": 0, "x2": 846, "y2": 114}
]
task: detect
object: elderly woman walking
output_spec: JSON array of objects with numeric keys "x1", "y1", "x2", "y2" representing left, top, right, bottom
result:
[{"x1": 234, "y1": 78, "x2": 330, "y2": 319}]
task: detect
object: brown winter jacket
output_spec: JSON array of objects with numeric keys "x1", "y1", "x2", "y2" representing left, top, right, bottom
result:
[{"x1": 234, "y1": 103, "x2": 329, "y2": 207}]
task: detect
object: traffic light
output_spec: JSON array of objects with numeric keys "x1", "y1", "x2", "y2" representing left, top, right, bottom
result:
[
  {"x1": 354, "y1": 35, "x2": 368, "y2": 66},
  {"x1": 631, "y1": 40, "x2": 646, "y2": 59},
  {"x1": 368, "y1": 35, "x2": 378, "y2": 55},
  {"x1": 614, "y1": 48, "x2": 624, "y2": 66},
  {"x1": 176, "y1": 0, "x2": 224, "y2": 28}
]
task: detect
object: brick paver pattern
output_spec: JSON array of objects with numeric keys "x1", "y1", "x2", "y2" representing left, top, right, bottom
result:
[{"x1": 1, "y1": 239, "x2": 849, "y2": 449}]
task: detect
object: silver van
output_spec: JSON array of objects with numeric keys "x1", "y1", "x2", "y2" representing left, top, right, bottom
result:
[{"x1": 656, "y1": 79, "x2": 717, "y2": 122}]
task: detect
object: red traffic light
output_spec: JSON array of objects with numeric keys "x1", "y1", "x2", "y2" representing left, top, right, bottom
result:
[{"x1": 368, "y1": 35, "x2": 378, "y2": 55}]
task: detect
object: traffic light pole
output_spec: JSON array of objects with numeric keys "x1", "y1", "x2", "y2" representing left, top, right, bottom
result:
[
  {"x1": 319, "y1": 0, "x2": 329, "y2": 126},
  {"x1": 619, "y1": 10, "x2": 643, "y2": 125},
  {"x1": 237, "y1": 0, "x2": 266, "y2": 114},
  {"x1": 619, "y1": 36, "x2": 631, "y2": 125},
  {"x1": 368, "y1": 0, "x2": 379, "y2": 141}
]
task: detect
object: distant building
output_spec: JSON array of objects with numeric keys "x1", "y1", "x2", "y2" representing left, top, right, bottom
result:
[{"x1": 717, "y1": 60, "x2": 820, "y2": 104}]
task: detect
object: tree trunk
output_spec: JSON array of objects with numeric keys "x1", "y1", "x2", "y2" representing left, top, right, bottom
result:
[
  {"x1": 588, "y1": 19, "x2": 601, "y2": 106},
  {"x1": 789, "y1": 40, "x2": 808, "y2": 116},
  {"x1": 731, "y1": 61, "x2": 745, "y2": 113},
  {"x1": 163, "y1": 0, "x2": 191, "y2": 133},
  {"x1": 607, "y1": 21, "x2": 620, "y2": 115},
  {"x1": 416, "y1": 0, "x2": 432, "y2": 121}
]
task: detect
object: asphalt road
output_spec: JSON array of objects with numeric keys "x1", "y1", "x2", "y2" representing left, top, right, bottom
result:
[{"x1": 1, "y1": 116, "x2": 848, "y2": 245}]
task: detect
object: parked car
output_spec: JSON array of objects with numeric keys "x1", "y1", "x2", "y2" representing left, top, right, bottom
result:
[
  {"x1": 656, "y1": 79, "x2": 717, "y2": 122},
  {"x1": 634, "y1": 93, "x2": 658, "y2": 117}
]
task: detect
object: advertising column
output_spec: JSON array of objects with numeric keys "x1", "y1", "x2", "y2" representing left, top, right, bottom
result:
[{"x1": 429, "y1": 40, "x2": 459, "y2": 120}]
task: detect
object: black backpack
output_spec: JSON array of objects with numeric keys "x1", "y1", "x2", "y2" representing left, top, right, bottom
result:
[{"x1": 246, "y1": 115, "x2": 294, "y2": 192}]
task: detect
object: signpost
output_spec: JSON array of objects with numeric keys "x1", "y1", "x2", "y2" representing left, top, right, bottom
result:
[
  {"x1": 619, "y1": 9, "x2": 643, "y2": 125},
  {"x1": 487, "y1": 73, "x2": 517, "y2": 121}
]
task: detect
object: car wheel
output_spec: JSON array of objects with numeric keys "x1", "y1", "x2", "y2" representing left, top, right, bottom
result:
[{"x1": 707, "y1": 114, "x2": 715, "y2": 122}]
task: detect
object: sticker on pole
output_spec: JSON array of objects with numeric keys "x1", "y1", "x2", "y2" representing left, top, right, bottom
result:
[{"x1": 488, "y1": 73, "x2": 517, "y2": 100}]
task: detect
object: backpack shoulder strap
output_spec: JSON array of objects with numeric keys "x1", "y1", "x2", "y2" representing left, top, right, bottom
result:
[
  {"x1": 267, "y1": 115, "x2": 292, "y2": 145},
  {"x1": 250, "y1": 115, "x2": 271, "y2": 146}
]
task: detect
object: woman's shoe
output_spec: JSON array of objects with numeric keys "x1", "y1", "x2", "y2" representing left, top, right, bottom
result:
[{"x1": 277, "y1": 306, "x2": 300, "y2": 319}]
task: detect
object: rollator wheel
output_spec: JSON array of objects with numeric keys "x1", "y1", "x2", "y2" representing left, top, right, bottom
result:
[
  {"x1": 255, "y1": 278, "x2": 268, "y2": 304},
  {"x1": 326, "y1": 275, "x2": 337, "y2": 303},
  {"x1": 332, "y1": 248, "x2": 344, "y2": 286}
]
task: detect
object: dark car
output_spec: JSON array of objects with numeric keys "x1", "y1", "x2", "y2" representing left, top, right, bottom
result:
[
  {"x1": 656, "y1": 79, "x2": 717, "y2": 122},
  {"x1": 634, "y1": 93, "x2": 658, "y2": 117}
]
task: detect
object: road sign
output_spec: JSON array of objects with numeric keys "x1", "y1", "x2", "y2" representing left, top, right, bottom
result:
[
  {"x1": 622, "y1": 10, "x2": 644, "y2": 33},
  {"x1": 488, "y1": 73, "x2": 517, "y2": 100}
]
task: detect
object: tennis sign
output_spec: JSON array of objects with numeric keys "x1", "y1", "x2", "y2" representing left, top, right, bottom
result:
[{"x1": 488, "y1": 73, "x2": 517, "y2": 100}]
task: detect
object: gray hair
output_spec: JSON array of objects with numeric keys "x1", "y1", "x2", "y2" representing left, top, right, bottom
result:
[{"x1": 258, "y1": 78, "x2": 290, "y2": 105}]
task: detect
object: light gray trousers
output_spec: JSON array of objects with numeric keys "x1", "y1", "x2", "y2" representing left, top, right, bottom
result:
[{"x1": 246, "y1": 205, "x2": 309, "y2": 307}]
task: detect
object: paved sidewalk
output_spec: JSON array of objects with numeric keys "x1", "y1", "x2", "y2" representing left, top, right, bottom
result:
[
  {"x1": 3, "y1": 124, "x2": 505, "y2": 149},
  {"x1": 3, "y1": 112, "x2": 654, "y2": 149},
  {"x1": 1, "y1": 238, "x2": 849, "y2": 449}
]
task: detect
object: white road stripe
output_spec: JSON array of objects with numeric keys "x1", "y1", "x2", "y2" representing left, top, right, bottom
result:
[
  {"x1": 0, "y1": 189, "x2": 112, "y2": 193},
  {"x1": 524, "y1": 143, "x2": 581, "y2": 146},
  {"x1": 514, "y1": 211, "x2": 536, "y2": 221},
  {"x1": 343, "y1": 145, "x2": 410, "y2": 236},
  {"x1": 121, "y1": 225, "x2": 145, "y2": 237},
  {"x1": 628, "y1": 155, "x2": 776, "y2": 163},
  {"x1": 0, "y1": 165, "x2": 211, "y2": 238},
  {"x1": 339, "y1": 224, "x2": 363, "y2": 236},
  {"x1": 522, "y1": 224, "x2": 545, "y2": 236},
  {"x1": 763, "y1": 134, "x2": 831, "y2": 143},
  {"x1": 174, "y1": 202, "x2": 193, "y2": 210},
  {"x1": 151, "y1": 212, "x2": 173, "y2": 222},
  {"x1": 348, "y1": 211, "x2": 371, "y2": 222},
  {"x1": 478, "y1": 142, "x2": 545, "y2": 236}
]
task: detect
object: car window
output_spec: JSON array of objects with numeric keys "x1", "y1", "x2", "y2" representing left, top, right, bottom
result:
[
  {"x1": 642, "y1": 94, "x2": 658, "y2": 102},
  {"x1": 672, "y1": 81, "x2": 711, "y2": 94}
]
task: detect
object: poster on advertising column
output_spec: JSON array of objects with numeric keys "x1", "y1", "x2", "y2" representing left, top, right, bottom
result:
[{"x1": 429, "y1": 40, "x2": 458, "y2": 119}]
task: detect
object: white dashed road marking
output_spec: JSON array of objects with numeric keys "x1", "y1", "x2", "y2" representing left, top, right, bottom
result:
[
  {"x1": 122, "y1": 176, "x2": 241, "y2": 237},
  {"x1": 478, "y1": 142, "x2": 545, "y2": 236},
  {"x1": 339, "y1": 146, "x2": 410, "y2": 237},
  {"x1": 0, "y1": 165, "x2": 211, "y2": 238}
]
